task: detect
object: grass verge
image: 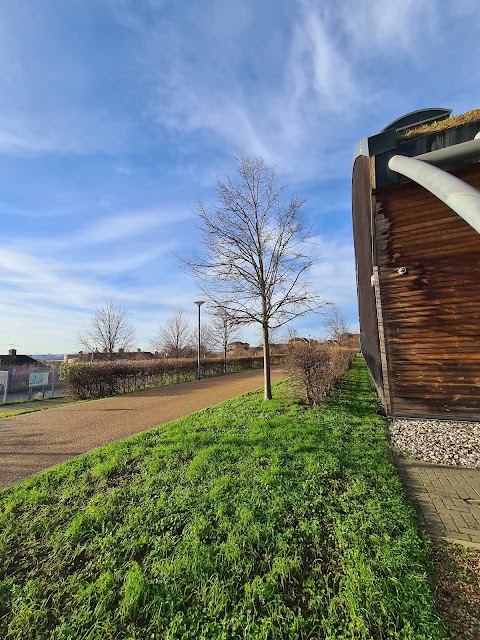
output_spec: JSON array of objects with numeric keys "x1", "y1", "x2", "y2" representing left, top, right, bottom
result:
[
  {"x1": 0, "y1": 404, "x2": 69, "y2": 419},
  {"x1": 0, "y1": 396, "x2": 64, "y2": 407},
  {"x1": 0, "y1": 397, "x2": 68, "y2": 418},
  {"x1": 0, "y1": 357, "x2": 447, "y2": 639}
]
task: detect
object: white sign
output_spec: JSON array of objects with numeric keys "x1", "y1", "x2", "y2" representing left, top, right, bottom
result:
[
  {"x1": 0, "y1": 371, "x2": 7, "y2": 403},
  {"x1": 29, "y1": 372, "x2": 49, "y2": 386}
]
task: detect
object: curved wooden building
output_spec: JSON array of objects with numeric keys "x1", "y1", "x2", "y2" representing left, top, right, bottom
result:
[{"x1": 352, "y1": 108, "x2": 480, "y2": 419}]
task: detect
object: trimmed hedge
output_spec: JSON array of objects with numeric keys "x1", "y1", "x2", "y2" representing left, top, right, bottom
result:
[
  {"x1": 61, "y1": 355, "x2": 285, "y2": 400},
  {"x1": 287, "y1": 344, "x2": 357, "y2": 405}
]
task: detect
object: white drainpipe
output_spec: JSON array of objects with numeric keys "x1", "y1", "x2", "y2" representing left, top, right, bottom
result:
[{"x1": 388, "y1": 153, "x2": 480, "y2": 234}]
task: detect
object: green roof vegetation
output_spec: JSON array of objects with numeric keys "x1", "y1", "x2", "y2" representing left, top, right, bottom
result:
[{"x1": 402, "y1": 108, "x2": 480, "y2": 139}]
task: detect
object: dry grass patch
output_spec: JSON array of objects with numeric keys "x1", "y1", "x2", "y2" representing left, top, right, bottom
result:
[
  {"x1": 430, "y1": 539, "x2": 480, "y2": 639},
  {"x1": 401, "y1": 108, "x2": 480, "y2": 139}
]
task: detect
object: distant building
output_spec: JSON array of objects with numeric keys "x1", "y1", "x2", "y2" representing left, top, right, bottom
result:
[
  {"x1": 227, "y1": 342, "x2": 250, "y2": 352},
  {"x1": 0, "y1": 349, "x2": 40, "y2": 367},
  {"x1": 117, "y1": 349, "x2": 155, "y2": 361},
  {"x1": 64, "y1": 349, "x2": 156, "y2": 363},
  {"x1": 251, "y1": 343, "x2": 288, "y2": 356},
  {"x1": 287, "y1": 338, "x2": 319, "y2": 347},
  {"x1": 339, "y1": 333, "x2": 360, "y2": 349}
]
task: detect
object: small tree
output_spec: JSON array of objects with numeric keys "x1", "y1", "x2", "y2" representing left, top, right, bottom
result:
[
  {"x1": 283, "y1": 325, "x2": 299, "y2": 344},
  {"x1": 152, "y1": 309, "x2": 192, "y2": 358},
  {"x1": 324, "y1": 303, "x2": 349, "y2": 345},
  {"x1": 190, "y1": 321, "x2": 215, "y2": 358},
  {"x1": 209, "y1": 306, "x2": 241, "y2": 371},
  {"x1": 78, "y1": 299, "x2": 136, "y2": 359},
  {"x1": 182, "y1": 151, "x2": 324, "y2": 399}
]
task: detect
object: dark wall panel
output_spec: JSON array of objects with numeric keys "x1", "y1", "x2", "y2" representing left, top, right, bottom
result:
[
  {"x1": 352, "y1": 156, "x2": 385, "y2": 403},
  {"x1": 375, "y1": 164, "x2": 480, "y2": 419}
]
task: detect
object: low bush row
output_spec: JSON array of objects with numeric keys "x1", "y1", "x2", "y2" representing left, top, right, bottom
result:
[
  {"x1": 287, "y1": 343, "x2": 358, "y2": 405},
  {"x1": 60, "y1": 355, "x2": 284, "y2": 400}
]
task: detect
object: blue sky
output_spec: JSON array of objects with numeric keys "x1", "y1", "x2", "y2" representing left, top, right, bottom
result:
[{"x1": 1, "y1": 0, "x2": 479, "y2": 354}]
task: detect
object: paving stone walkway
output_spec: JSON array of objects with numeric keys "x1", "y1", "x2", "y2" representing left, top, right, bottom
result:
[{"x1": 394, "y1": 456, "x2": 480, "y2": 548}]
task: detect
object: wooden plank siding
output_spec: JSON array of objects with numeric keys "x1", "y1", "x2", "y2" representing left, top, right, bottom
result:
[
  {"x1": 374, "y1": 164, "x2": 480, "y2": 419},
  {"x1": 351, "y1": 156, "x2": 388, "y2": 407}
]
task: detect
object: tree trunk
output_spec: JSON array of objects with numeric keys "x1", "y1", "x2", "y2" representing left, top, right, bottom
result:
[
  {"x1": 224, "y1": 344, "x2": 227, "y2": 373},
  {"x1": 262, "y1": 322, "x2": 272, "y2": 400}
]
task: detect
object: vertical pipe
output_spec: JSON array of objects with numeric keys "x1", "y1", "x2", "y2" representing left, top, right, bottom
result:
[
  {"x1": 194, "y1": 301, "x2": 204, "y2": 380},
  {"x1": 197, "y1": 304, "x2": 201, "y2": 380}
]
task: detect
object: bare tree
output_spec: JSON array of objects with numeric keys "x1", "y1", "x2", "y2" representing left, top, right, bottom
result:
[
  {"x1": 152, "y1": 309, "x2": 193, "y2": 358},
  {"x1": 283, "y1": 324, "x2": 299, "y2": 345},
  {"x1": 182, "y1": 151, "x2": 324, "y2": 399},
  {"x1": 78, "y1": 300, "x2": 136, "y2": 359},
  {"x1": 190, "y1": 321, "x2": 215, "y2": 357},
  {"x1": 324, "y1": 303, "x2": 349, "y2": 345},
  {"x1": 209, "y1": 306, "x2": 241, "y2": 371}
]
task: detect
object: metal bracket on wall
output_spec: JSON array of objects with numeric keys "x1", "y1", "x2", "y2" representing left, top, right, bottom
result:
[{"x1": 371, "y1": 266, "x2": 392, "y2": 415}]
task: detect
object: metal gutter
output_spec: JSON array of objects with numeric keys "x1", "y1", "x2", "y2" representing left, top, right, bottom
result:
[
  {"x1": 413, "y1": 137, "x2": 480, "y2": 167},
  {"x1": 388, "y1": 154, "x2": 480, "y2": 234}
]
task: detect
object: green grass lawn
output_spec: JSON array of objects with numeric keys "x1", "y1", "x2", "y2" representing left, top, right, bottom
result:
[
  {"x1": 0, "y1": 358, "x2": 447, "y2": 639},
  {"x1": 0, "y1": 405, "x2": 66, "y2": 418}
]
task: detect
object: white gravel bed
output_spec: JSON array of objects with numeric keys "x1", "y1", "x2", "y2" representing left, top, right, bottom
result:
[{"x1": 388, "y1": 417, "x2": 480, "y2": 468}]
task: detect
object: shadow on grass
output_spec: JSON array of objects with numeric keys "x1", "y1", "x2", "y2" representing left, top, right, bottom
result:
[{"x1": 323, "y1": 358, "x2": 382, "y2": 421}]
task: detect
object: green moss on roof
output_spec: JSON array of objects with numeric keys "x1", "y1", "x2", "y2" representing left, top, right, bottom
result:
[{"x1": 401, "y1": 108, "x2": 480, "y2": 139}]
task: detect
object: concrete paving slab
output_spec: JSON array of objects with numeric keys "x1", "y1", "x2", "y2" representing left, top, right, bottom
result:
[{"x1": 394, "y1": 456, "x2": 480, "y2": 549}]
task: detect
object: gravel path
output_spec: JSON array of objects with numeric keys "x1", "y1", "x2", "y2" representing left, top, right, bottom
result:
[
  {"x1": 0, "y1": 367, "x2": 287, "y2": 490},
  {"x1": 389, "y1": 417, "x2": 480, "y2": 468}
]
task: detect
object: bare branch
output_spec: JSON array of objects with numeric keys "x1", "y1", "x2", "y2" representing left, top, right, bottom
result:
[
  {"x1": 180, "y1": 151, "x2": 326, "y2": 399},
  {"x1": 207, "y1": 305, "x2": 242, "y2": 370},
  {"x1": 78, "y1": 300, "x2": 136, "y2": 359},
  {"x1": 190, "y1": 321, "x2": 215, "y2": 357},
  {"x1": 151, "y1": 309, "x2": 193, "y2": 357},
  {"x1": 323, "y1": 303, "x2": 349, "y2": 345}
]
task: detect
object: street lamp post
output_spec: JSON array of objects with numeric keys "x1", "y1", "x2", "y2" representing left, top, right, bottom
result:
[{"x1": 194, "y1": 300, "x2": 205, "y2": 380}]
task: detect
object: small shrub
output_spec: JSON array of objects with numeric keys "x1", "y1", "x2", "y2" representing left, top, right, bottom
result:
[
  {"x1": 287, "y1": 343, "x2": 357, "y2": 405},
  {"x1": 61, "y1": 355, "x2": 285, "y2": 400}
]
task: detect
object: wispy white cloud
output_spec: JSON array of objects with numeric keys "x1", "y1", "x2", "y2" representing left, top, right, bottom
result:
[
  {"x1": 337, "y1": 0, "x2": 436, "y2": 52},
  {"x1": 0, "y1": 205, "x2": 201, "y2": 353},
  {"x1": 0, "y1": 204, "x2": 65, "y2": 219},
  {"x1": 0, "y1": 2, "x2": 142, "y2": 156},
  {"x1": 0, "y1": 0, "x2": 447, "y2": 173},
  {"x1": 7, "y1": 207, "x2": 192, "y2": 256},
  {"x1": 131, "y1": 0, "x2": 452, "y2": 180},
  {"x1": 289, "y1": 3, "x2": 358, "y2": 113},
  {"x1": 79, "y1": 249, "x2": 167, "y2": 276},
  {"x1": 1, "y1": 0, "x2": 477, "y2": 355},
  {"x1": 0, "y1": 257, "x2": 204, "y2": 353},
  {"x1": 114, "y1": 164, "x2": 134, "y2": 175},
  {"x1": 71, "y1": 209, "x2": 188, "y2": 247},
  {"x1": 0, "y1": 300, "x2": 88, "y2": 354},
  {"x1": 0, "y1": 248, "x2": 105, "y2": 307},
  {"x1": 0, "y1": 110, "x2": 134, "y2": 157},
  {"x1": 309, "y1": 237, "x2": 357, "y2": 306},
  {"x1": 134, "y1": 2, "x2": 368, "y2": 178}
]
